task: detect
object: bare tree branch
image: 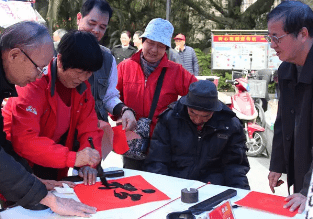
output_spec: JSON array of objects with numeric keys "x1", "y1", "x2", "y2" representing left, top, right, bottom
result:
[
  {"x1": 242, "y1": 0, "x2": 275, "y2": 18},
  {"x1": 180, "y1": 0, "x2": 235, "y2": 26},
  {"x1": 208, "y1": 0, "x2": 224, "y2": 15}
]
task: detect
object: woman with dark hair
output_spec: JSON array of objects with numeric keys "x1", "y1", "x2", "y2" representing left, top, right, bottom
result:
[
  {"x1": 133, "y1": 30, "x2": 143, "y2": 51},
  {"x1": 111, "y1": 30, "x2": 137, "y2": 65},
  {"x1": 3, "y1": 30, "x2": 103, "y2": 186}
]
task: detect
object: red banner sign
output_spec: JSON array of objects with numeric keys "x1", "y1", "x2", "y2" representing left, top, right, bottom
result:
[{"x1": 213, "y1": 35, "x2": 267, "y2": 43}]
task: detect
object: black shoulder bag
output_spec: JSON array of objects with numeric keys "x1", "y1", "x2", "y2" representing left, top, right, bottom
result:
[{"x1": 123, "y1": 67, "x2": 166, "y2": 160}]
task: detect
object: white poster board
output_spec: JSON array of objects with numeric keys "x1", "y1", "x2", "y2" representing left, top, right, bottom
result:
[
  {"x1": 0, "y1": 2, "x2": 17, "y2": 28},
  {"x1": 267, "y1": 47, "x2": 282, "y2": 69},
  {"x1": 0, "y1": 1, "x2": 45, "y2": 28},
  {"x1": 212, "y1": 35, "x2": 281, "y2": 70}
]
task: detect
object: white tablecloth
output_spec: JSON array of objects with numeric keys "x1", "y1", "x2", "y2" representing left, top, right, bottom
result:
[{"x1": 0, "y1": 169, "x2": 305, "y2": 219}]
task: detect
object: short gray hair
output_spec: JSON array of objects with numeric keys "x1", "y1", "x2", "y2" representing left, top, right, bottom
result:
[
  {"x1": 0, "y1": 21, "x2": 52, "y2": 52},
  {"x1": 53, "y1": 29, "x2": 68, "y2": 39}
]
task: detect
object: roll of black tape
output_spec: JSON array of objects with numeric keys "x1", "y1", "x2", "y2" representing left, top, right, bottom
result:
[{"x1": 181, "y1": 188, "x2": 199, "y2": 203}]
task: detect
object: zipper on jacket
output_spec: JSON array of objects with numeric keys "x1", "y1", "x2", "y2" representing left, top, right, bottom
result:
[{"x1": 187, "y1": 133, "x2": 202, "y2": 179}]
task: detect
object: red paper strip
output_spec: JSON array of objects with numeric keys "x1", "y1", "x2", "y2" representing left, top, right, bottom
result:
[
  {"x1": 235, "y1": 191, "x2": 298, "y2": 217},
  {"x1": 112, "y1": 125, "x2": 129, "y2": 154},
  {"x1": 74, "y1": 175, "x2": 170, "y2": 211}
]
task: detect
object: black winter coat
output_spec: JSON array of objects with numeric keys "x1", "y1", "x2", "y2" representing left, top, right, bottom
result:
[
  {"x1": 270, "y1": 45, "x2": 313, "y2": 196},
  {"x1": 0, "y1": 57, "x2": 47, "y2": 209},
  {"x1": 144, "y1": 100, "x2": 250, "y2": 190},
  {"x1": 111, "y1": 45, "x2": 136, "y2": 65}
]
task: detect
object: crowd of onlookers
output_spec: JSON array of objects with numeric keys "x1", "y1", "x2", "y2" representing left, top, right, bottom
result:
[{"x1": 0, "y1": 0, "x2": 312, "y2": 217}]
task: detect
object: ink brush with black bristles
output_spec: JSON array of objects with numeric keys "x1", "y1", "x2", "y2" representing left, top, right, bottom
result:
[{"x1": 88, "y1": 137, "x2": 110, "y2": 188}]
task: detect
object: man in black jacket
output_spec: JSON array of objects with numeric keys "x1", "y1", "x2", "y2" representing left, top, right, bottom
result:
[
  {"x1": 266, "y1": 0, "x2": 313, "y2": 213},
  {"x1": 144, "y1": 80, "x2": 250, "y2": 190},
  {"x1": 0, "y1": 21, "x2": 97, "y2": 217}
]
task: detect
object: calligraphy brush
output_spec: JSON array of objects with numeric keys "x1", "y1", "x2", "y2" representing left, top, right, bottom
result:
[{"x1": 88, "y1": 137, "x2": 110, "y2": 188}]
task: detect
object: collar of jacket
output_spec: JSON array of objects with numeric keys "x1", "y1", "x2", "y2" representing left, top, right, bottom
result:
[
  {"x1": 281, "y1": 44, "x2": 313, "y2": 84},
  {"x1": 130, "y1": 49, "x2": 171, "y2": 68},
  {"x1": 0, "y1": 54, "x2": 18, "y2": 98},
  {"x1": 172, "y1": 99, "x2": 236, "y2": 130},
  {"x1": 49, "y1": 58, "x2": 87, "y2": 97},
  {"x1": 114, "y1": 44, "x2": 137, "y2": 50}
]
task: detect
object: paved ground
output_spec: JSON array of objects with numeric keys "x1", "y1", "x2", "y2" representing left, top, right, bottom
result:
[{"x1": 247, "y1": 155, "x2": 288, "y2": 196}]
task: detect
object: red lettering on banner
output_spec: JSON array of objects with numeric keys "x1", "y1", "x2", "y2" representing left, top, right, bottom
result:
[{"x1": 213, "y1": 35, "x2": 267, "y2": 42}]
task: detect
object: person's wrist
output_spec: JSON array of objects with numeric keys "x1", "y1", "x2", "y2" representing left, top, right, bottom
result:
[
  {"x1": 74, "y1": 151, "x2": 84, "y2": 167},
  {"x1": 121, "y1": 107, "x2": 136, "y2": 117},
  {"x1": 40, "y1": 191, "x2": 57, "y2": 208}
]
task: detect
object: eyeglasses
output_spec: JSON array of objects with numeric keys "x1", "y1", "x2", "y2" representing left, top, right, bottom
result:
[
  {"x1": 264, "y1": 34, "x2": 289, "y2": 44},
  {"x1": 20, "y1": 49, "x2": 45, "y2": 76}
]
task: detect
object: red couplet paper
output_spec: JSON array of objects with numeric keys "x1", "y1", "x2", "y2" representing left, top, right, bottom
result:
[
  {"x1": 74, "y1": 175, "x2": 170, "y2": 211},
  {"x1": 112, "y1": 125, "x2": 129, "y2": 154},
  {"x1": 235, "y1": 191, "x2": 298, "y2": 217},
  {"x1": 208, "y1": 201, "x2": 235, "y2": 219}
]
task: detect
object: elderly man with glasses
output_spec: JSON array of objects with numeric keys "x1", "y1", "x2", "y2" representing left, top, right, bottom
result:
[
  {"x1": 0, "y1": 21, "x2": 98, "y2": 217},
  {"x1": 20, "y1": 49, "x2": 46, "y2": 77},
  {"x1": 266, "y1": 1, "x2": 313, "y2": 214},
  {"x1": 3, "y1": 30, "x2": 104, "y2": 194}
]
